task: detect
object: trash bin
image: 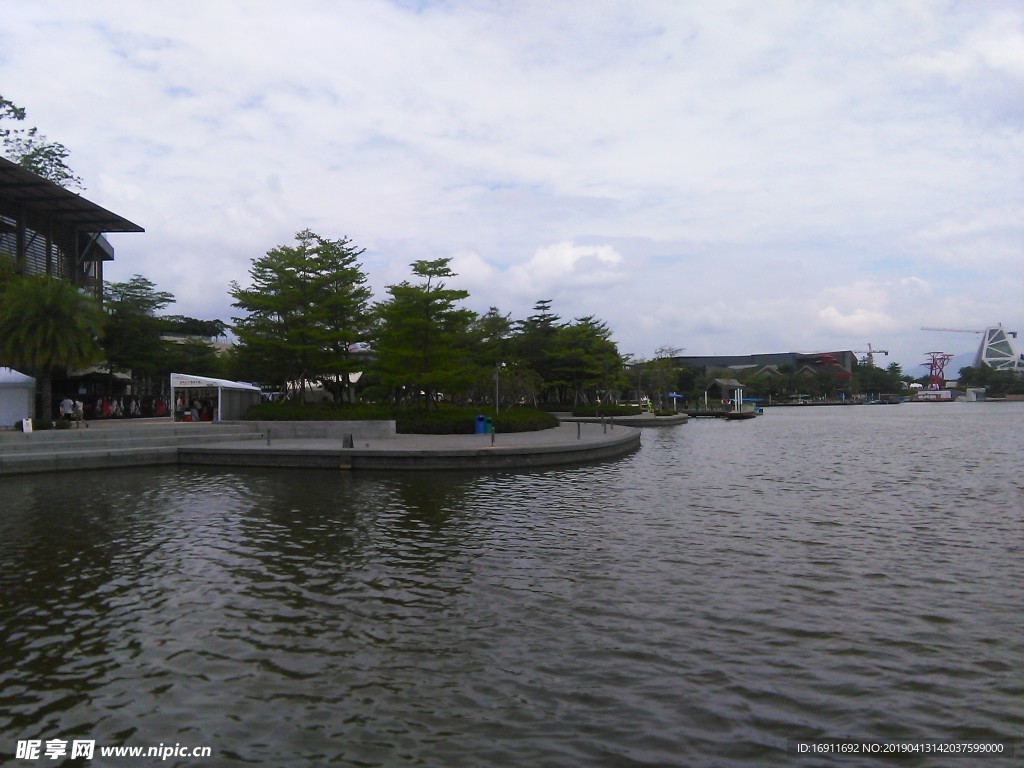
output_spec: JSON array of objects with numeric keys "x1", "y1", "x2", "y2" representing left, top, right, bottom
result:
[
  {"x1": 484, "y1": 417, "x2": 493, "y2": 434},
  {"x1": 474, "y1": 415, "x2": 487, "y2": 434}
]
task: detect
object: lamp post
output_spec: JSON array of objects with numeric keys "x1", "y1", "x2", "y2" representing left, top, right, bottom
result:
[{"x1": 495, "y1": 362, "x2": 505, "y2": 414}]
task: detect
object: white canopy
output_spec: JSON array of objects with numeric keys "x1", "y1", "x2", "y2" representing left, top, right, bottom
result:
[
  {"x1": 170, "y1": 372, "x2": 261, "y2": 421},
  {"x1": 1, "y1": 367, "x2": 35, "y2": 387},
  {"x1": 170, "y1": 373, "x2": 260, "y2": 392},
  {"x1": 1, "y1": 367, "x2": 35, "y2": 426}
]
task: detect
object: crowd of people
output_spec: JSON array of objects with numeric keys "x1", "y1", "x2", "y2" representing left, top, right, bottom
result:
[
  {"x1": 54, "y1": 395, "x2": 171, "y2": 423},
  {"x1": 174, "y1": 394, "x2": 217, "y2": 422}
]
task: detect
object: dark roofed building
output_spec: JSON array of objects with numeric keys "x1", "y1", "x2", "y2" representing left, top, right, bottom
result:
[
  {"x1": 668, "y1": 350, "x2": 856, "y2": 377},
  {"x1": 0, "y1": 156, "x2": 143, "y2": 297}
]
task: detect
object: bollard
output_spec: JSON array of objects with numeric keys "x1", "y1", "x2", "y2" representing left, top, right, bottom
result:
[
  {"x1": 266, "y1": 427, "x2": 271, "y2": 446},
  {"x1": 491, "y1": 429, "x2": 495, "y2": 446},
  {"x1": 577, "y1": 422, "x2": 581, "y2": 440}
]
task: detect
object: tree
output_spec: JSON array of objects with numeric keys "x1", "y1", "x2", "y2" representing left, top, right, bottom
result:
[
  {"x1": 162, "y1": 315, "x2": 229, "y2": 339},
  {"x1": 958, "y1": 365, "x2": 1024, "y2": 397},
  {"x1": 164, "y1": 338, "x2": 225, "y2": 381},
  {"x1": 230, "y1": 229, "x2": 372, "y2": 401},
  {"x1": 308, "y1": 233, "x2": 373, "y2": 402},
  {"x1": 674, "y1": 364, "x2": 701, "y2": 402},
  {"x1": 0, "y1": 275, "x2": 104, "y2": 418},
  {"x1": 102, "y1": 275, "x2": 175, "y2": 390},
  {"x1": 1, "y1": 94, "x2": 84, "y2": 190},
  {"x1": 371, "y1": 258, "x2": 475, "y2": 409},
  {"x1": 552, "y1": 316, "x2": 621, "y2": 406},
  {"x1": 513, "y1": 299, "x2": 564, "y2": 404},
  {"x1": 511, "y1": 301, "x2": 623, "y2": 406},
  {"x1": 851, "y1": 359, "x2": 904, "y2": 396},
  {"x1": 470, "y1": 306, "x2": 514, "y2": 364},
  {"x1": 459, "y1": 307, "x2": 519, "y2": 407},
  {"x1": 647, "y1": 345, "x2": 683, "y2": 409},
  {"x1": 102, "y1": 276, "x2": 233, "y2": 395}
]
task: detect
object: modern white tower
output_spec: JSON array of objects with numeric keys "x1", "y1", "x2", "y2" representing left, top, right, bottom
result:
[
  {"x1": 921, "y1": 324, "x2": 1024, "y2": 371},
  {"x1": 973, "y1": 325, "x2": 1023, "y2": 371}
]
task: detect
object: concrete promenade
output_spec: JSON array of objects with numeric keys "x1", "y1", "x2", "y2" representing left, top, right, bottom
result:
[
  {"x1": 0, "y1": 418, "x2": 641, "y2": 475},
  {"x1": 557, "y1": 412, "x2": 688, "y2": 426}
]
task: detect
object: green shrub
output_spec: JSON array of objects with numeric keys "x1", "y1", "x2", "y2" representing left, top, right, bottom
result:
[
  {"x1": 245, "y1": 402, "x2": 394, "y2": 422},
  {"x1": 394, "y1": 409, "x2": 472, "y2": 434},
  {"x1": 493, "y1": 408, "x2": 559, "y2": 433},
  {"x1": 244, "y1": 401, "x2": 558, "y2": 434},
  {"x1": 395, "y1": 407, "x2": 557, "y2": 434},
  {"x1": 570, "y1": 404, "x2": 643, "y2": 417}
]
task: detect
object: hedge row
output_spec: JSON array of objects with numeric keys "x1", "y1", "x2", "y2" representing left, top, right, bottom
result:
[
  {"x1": 570, "y1": 405, "x2": 644, "y2": 417},
  {"x1": 244, "y1": 402, "x2": 559, "y2": 434},
  {"x1": 245, "y1": 402, "x2": 391, "y2": 422}
]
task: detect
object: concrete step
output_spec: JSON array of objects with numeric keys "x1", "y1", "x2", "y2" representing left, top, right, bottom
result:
[
  {"x1": 0, "y1": 422, "x2": 260, "y2": 448},
  {"x1": 0, "y1": 424, "x2": 260, "y2": 442},
  {"x1": 0, "y1": 427, "x2": 267, "y2": 476},
  {"x1": 0, "y1": 430, "x2": 265, "y2": 458},
  {"x1": 0, "y1": 445, "x2": 181, "y2": 475}
]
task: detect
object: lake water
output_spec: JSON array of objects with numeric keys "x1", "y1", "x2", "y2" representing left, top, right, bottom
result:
[{"x1": 1, "y1": 403, "x2": 1021, "y2": 766}]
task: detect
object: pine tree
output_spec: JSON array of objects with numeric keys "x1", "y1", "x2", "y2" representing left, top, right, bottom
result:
[
  {"x1": 372, "y1": 258, "x2": 475, "y2": 410},
  {"x1": 230, "y1": 230, "x2": 371, "y2": 400}
]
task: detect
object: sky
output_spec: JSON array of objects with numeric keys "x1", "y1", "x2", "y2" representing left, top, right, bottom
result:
[{"x1": 2, "y1": 0, "x2": 1022, "y2": 373}]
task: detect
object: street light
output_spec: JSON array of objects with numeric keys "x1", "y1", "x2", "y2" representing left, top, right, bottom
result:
[{"x1": 495, "y1": 362, "x2": 506, "y2": 414}]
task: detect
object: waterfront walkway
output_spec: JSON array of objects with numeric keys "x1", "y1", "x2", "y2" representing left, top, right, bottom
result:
[
  {"x1": 0, "y1": 419, "x2": 641, "y2": 475},
  {"x1": 557, "y1": 412, "x2": 688, "y2": 426}
]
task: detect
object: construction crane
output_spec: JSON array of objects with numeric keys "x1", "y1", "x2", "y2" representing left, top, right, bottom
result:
[
  {"x1": 852, "y1": 343, "x2": 889, "y2": 367},
  {"x1": 921, "y1": 326, "x2": 1018, "y2": 338},
  {"x1": 920, "y1": 324, "x2": 1023, "y2": 371}
]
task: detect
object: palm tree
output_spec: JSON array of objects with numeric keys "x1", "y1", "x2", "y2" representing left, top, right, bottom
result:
[{"x1": 0, "y1": 275, "x2": 105, "y2": 420}]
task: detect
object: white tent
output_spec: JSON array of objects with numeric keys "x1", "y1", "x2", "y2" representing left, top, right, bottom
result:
[
  {"x1": 1, "y1": 367, "x2": 35, "y2": 427},
  {"x1": 169, "y1": 372, "x2": 261, "y2": 422}
]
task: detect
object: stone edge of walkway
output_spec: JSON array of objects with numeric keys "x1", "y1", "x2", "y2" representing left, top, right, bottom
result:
[{"x1": 1, "y1": 421, "x2": 642, "y2": 475}]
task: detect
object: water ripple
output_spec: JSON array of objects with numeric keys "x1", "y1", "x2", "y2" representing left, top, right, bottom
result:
[{"x1": 0, "y1": 404, "x2": 1021, "y2": 765}]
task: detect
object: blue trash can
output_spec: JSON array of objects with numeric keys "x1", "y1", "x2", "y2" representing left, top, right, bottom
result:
[{"x1": 474, "y1": 415, "x2": 487, "y2": 434}]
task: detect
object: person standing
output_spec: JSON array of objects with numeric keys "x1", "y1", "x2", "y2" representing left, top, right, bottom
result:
[
  {"x1": 59, "y1": 396, "x2": 74, "y2": 424},
  {"x1": 74, "y1": 399, "x2": 88, "y2": 429}
]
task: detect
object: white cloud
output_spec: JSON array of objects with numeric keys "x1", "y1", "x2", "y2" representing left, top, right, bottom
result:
[
  {"x1": 817, "y1": 306, "x2": 894, "y2": 335},
  {"x1": 0, "y1": 0, "x2": 1021, "y2": 371},
  {"x1": 510, "y1": 242, "x2": 625, "y2": 293}
]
